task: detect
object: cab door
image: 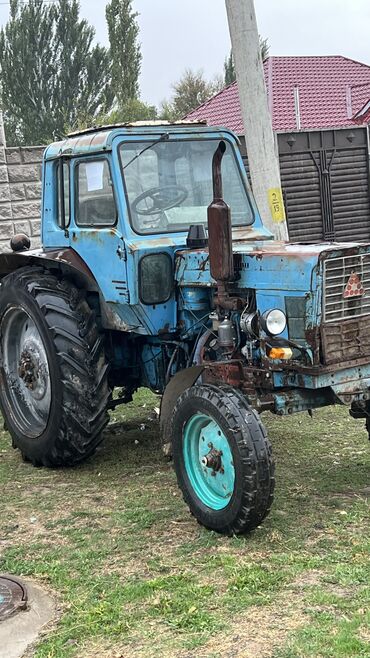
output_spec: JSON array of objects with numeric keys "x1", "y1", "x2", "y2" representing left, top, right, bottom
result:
[{"x1": 68, "y1": 155, "x2": 129, "y2": 303}]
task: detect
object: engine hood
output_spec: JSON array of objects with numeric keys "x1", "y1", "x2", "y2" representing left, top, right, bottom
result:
[{"x1": 176, "y1": 240, "x2": 370, "y2": 293}]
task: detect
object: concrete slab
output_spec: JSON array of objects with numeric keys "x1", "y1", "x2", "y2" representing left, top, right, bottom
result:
[{"x1": 0, "y1": 581, "x2": 55, "y2": 658}]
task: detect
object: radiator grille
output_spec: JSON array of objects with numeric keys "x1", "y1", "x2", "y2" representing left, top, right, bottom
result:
[
  {"x1": 321, "y1": 316, "x2": 370, "y2": 364},
  {"x1": 323, "y1": 254, "x2": 370, "y2": 323}
]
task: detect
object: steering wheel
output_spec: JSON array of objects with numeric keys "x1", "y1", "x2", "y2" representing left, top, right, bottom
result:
[{"x1": 131, "y1": 185, "x2": 188, "y2": 216}]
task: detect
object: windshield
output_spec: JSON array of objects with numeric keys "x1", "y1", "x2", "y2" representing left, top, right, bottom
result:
[{"x1": 120, "y1": 139, "x2": 254, "y2": 234}]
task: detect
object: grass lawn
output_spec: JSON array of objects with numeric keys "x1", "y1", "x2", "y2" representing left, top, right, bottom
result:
[{"x1": 0, "y1": 389, "x2": 369, "y2": 658}]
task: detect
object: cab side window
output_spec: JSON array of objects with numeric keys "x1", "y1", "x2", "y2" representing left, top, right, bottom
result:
[
  {"x1": 76, "y1": 159, "x2": 117, "y2": 226},
  {"x1": 57, "y1": 161, "x2": 70, "y2": 228}
]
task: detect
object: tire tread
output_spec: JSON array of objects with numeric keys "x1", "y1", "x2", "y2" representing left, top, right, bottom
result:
[{"x1": 0, "y1": 266, "x2": 110, "y2": 467}]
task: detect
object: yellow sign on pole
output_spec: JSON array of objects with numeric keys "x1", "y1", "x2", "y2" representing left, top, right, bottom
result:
[{"x1": 268, "y1": 188, "x2": 286, "y2": 223}]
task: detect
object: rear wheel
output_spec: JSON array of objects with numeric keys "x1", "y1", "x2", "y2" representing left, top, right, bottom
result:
[
  {"x1": 0, "y1": 267, "x2": 110, "y2": 466},
  {"x1": 171, "y1": 384, "x2": 275, "y2": 535}
]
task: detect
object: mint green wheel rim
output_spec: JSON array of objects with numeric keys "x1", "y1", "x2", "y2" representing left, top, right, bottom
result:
[{"x1": 183, "y1": 413, "x2": 235, "y2": 510}]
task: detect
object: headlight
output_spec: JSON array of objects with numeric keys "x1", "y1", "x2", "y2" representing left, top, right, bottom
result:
[{"x1": 261, "y1": 309, "x2": 286, "y2": 336}]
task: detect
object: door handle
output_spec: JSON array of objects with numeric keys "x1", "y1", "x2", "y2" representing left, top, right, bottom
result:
[{"x1": 116, "y1": 245, "x2": 126, "y2": 261}]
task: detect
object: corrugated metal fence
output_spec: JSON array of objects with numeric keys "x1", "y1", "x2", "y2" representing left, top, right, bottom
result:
[
  {"x1": 278, "y1": 127, "x2": 370, "y2": 242},
  {"x1": 241, "y1": 127, "x2": 370, "y2": 242}
]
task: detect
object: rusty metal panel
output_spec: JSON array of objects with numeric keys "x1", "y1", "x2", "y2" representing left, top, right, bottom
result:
[{"x1": 321, "y1": 316, "x2": 370, "y2": 364}]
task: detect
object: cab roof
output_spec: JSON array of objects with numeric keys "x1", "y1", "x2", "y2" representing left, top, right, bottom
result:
[{"x1": 43, "y1": 120, "x2": 236, "y2": 161}]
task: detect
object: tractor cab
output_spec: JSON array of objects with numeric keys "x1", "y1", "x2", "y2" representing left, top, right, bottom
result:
[{"x1": 41, "y1": 121, "x2": 270, "y2": 336}]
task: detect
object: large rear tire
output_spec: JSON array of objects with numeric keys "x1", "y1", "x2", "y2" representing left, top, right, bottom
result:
[
  {"x1": 0, "y1": 267, "x2": 110, "y2": 466},
  {"x1": 171, "y1": 384, "x2": 275, "y2": 535}
]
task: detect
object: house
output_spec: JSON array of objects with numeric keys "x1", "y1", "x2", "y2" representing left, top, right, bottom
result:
[{"x1": 185, "y1": 56, "x2": 370, "y2": 242}]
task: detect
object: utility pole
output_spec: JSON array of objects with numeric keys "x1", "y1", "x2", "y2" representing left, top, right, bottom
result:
[{"x1": 225, "y1": 0, "x2": 288, "y2": 240}]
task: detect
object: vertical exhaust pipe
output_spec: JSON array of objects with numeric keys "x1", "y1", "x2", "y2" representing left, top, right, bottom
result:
[
  {"x1": 207, "y1": 141, "x2": 234, "y2": 282},
  {"x1": 207, "y1": 141, "x2": 235, "y2": 310}
]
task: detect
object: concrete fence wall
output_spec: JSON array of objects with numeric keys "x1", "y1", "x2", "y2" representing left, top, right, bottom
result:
[{"x1": 0, "y1": 114, "x2": 44, "y2": 253}]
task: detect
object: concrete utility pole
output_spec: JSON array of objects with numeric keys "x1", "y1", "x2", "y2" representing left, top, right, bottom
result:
[{"x1": 225, "y1": 0, "x2": 288, "y2": 240}]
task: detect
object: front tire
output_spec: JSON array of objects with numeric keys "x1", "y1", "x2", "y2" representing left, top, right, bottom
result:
[
  {"x1": 171, "y1": 384, "x2": 275, "y2": 535},
  {"x1": 0, "y1": 267, "x2": 110, "y2": 466}
]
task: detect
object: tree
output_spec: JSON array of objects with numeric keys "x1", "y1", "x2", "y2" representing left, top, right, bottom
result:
[
  {"x1": 223, "y1": 37, "x2": 270, "y2": 86},
  {"x1": 0, "y1": 0, "x2": 56, "y2": 144},
  {"x1": 160, "y1": 69, "x2": 223, "y2": 120},
  {"x1": 224, "y1": 51, "x2": 235, "y2": 86},
  {"x1": 106, "y1": 0, "x2": 142, "y2": 107},
  {"x1": 53, "y1": 0, "x2": 113, "y2": 136},
  {"x1": 260, "y1": 36, "x2": 270, "y2": 62},
  {"x1": 103, "y1": 98, "x2": 157, "y2": 125},
  {"x1": 0, "y1": 0, "x2": 112, "y2": 145}
]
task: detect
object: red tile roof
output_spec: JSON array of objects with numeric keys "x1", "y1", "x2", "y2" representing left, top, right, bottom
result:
[{"x1": 185, "y1": 56, "x2": 370, "y2": 133}]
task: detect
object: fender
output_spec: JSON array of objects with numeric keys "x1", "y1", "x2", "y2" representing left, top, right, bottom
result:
[
  {"x1": 0, "y1": 247, "x2": 99, "y2": 292},
  {"x1": 160, "y1": 365, "x2": 204, "y2": 458},
  {"x1": 0, "y1": 247, "x2": 139, "y2": 333}
]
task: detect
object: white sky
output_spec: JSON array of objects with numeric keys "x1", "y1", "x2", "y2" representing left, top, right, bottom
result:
[{"x1": 0, "y1": 0, "x2": 369, "y2": 107}]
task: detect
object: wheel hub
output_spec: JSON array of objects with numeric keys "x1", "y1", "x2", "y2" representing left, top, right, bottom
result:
[
  {"x1": 18, "y1": 348, "x2": 37, "y2": 389},
  {"x1": 201, "y1": 443, "x2": 224, "y2": 475},
  {"x1": 18, "y1": 344, "x2": 48, "y2": 400}
]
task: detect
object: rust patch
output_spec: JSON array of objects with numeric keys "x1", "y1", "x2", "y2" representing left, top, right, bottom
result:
[
  {"x1": 203, "y1": 360, "x2": 244, "y2": 388},
  {"x1": 158, "y1": 323, "x2": 170, "y2": 335},
  {"x1": 199, "y1": 255, "x2": 209, "y2": 272}
]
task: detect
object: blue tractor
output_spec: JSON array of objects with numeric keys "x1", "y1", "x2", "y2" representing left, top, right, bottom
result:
[{"x1": 0, "y1": 121, "x2": 369, "y2": 535}]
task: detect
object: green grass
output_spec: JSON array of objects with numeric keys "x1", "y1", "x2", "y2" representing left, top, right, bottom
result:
[{"x1": 0, "y1": 389, "x2": 369, "y2": 658}]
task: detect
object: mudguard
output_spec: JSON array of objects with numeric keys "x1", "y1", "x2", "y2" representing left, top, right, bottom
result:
[
  {"x1": 0, "y1": 247, "x2": 99, "y2": 291},
  {"x1": 160, "y1": 365, "x2": 204, "y2": 458}
]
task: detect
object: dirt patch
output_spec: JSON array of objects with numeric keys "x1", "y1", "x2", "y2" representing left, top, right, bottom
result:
[
  {"x1": 89, "y1": 587, "x2": 309, "y2": 658},
  {"x1": 291, "y1": 569, "x2": 323, "y2": 588},
  {"x1": 358, "y1": 625, "x2": 370, "y2": 643},
  {"x1": 291, "y1": 570, "x2": 355, "y2": 599},
  {"x1": 182, "y1": 593, "x2": 307, "y2": 658},
  {"x1": 95, "y1": 571, "x2": 356, "y2": 658}
]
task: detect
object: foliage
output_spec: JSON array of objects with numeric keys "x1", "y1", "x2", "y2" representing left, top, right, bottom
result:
[
  {"x1": 160, "y1": 69, "x2": 224, "y2": 120},
  {"x1": 223, "y1": 36, "x2": 270, "y2": 86},
  {"x1": 0, "y1": 0, "x2": 56, "y2": 145},
  {"x1": 260, "y1": 35, "x2": 270, "y2": 62},
  {"x1": 0, "y1": 0, "x2": 112, "y2": 145},
  {"x1": 103, "y1": 98, "x2": 157, "y2": 125},
  {"x1": 224, "y1": 50, "x2": 235, "y2": 86},
  {"x1": 106, "y1": 0, "x2": 142, "y2": 106},
  {"x1": 53, "y1": 0, "x2": 113, "y2": 138}
]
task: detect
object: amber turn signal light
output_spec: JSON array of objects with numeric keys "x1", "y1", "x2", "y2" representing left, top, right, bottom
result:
[{"x1": 268, "y1": 347, "x2": 293, "y2": 360}]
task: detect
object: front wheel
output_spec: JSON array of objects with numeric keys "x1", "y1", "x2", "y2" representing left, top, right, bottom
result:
[{"x1": 171, "y1": 384, "x2": 275, "y2": 535}]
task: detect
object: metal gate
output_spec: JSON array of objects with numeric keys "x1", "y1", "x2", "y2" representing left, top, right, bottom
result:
[{"x1": 278, "y1": 127, "x2": 370, "y2": 243}]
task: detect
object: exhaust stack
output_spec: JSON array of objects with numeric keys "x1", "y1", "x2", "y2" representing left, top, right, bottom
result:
[
  {"x1": 207, "y1": 141, "x2": 234, "y2": 283},
  {"x1": 208, "y1": 141, "x2": 240, "y2": 311}
]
